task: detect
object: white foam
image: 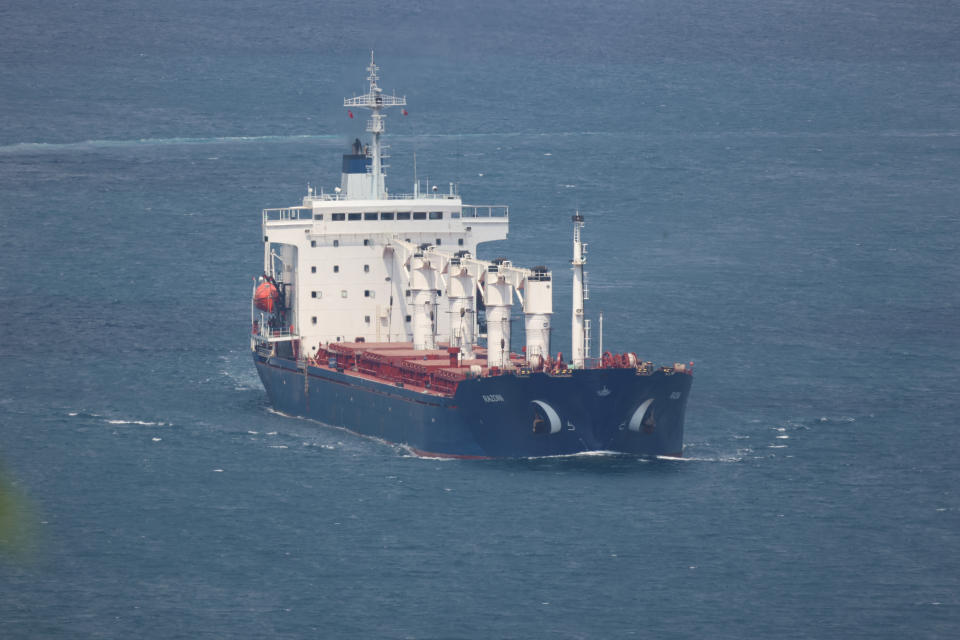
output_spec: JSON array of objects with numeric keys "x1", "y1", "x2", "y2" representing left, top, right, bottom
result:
[
  {"x1": 0, "y1": 133, "x2": 332, "y2": 155},
  {"x1": 152, "y1": 437, "x2": 162, "y2": 442},
  {"x1": 106, "y1": 419, "x2": 164, "y2": 426},
  {"x1": 660, "y1": 455, "x2": 743, "y2": 463},
  {"x1": 511, "y1": 450, "x2": 624, "y2": 461}
]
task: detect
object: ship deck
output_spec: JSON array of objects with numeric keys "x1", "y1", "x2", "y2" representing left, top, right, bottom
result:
[{"x1": 289, "y1": 341, "x2": 680, "y2": 398}]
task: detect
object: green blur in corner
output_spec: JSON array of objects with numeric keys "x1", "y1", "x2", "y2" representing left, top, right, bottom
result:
[{"x1": 0, "y1": 469, "x2": 38, "y2": 561}]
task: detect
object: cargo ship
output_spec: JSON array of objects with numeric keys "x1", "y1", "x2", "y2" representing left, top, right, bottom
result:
[{"x1": 251, "y1": 54, "x2": 693, "y2": 458}]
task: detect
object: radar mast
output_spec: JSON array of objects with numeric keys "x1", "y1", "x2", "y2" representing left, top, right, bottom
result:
[{"x1": 343, "y1": 51, "x2": 407, "y2": 199}]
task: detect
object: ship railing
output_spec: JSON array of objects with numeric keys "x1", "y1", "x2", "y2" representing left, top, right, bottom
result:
[
  {"x1": 459, "y1": 205, "x2": 509, "y2": 219},
  {"x1": 385, "y1": 192, "x2": 461, "y2": 200},
  {"x1": 263, "y1": 201, "x2": 508, "y2": 219},
  {"x1": 253, "y1": 326, "x2": 298, "y2": 342},
  {"x1": 583, "y1": 357, "x2": 603, "y2": 370},
  {"x1": 301, "y1": 192, "x2": 462, "y2": 202},
  {"x1": 263, "y1": 207, "x2": 311, "y2": 222}
]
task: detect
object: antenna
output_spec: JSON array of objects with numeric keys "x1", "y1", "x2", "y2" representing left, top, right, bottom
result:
[{"x1": 343, "y1": 51, "x2": 407, "y2": 199}]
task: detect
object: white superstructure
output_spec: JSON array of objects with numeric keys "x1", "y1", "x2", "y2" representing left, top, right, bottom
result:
[{"x1": 253, "y1": 54, "x2": 579, "y2": 369}]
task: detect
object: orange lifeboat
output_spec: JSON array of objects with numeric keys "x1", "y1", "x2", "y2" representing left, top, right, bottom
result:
[{"x1": 254, "y1": 281, "x2": 279, "y2": 312}]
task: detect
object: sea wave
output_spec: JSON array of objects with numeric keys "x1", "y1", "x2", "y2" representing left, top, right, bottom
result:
[
  {"x1": 105, "y1": 419, "x2": 168, "y2": 427},
  {"x1": 0, "y1": 134, "x2": 336, "y2": 155},
  {"x1": 6, "y1": 128, "x2": 955, "y2": 156},
  {"x1": 657, "y1": 454, "x2": 745, "y2": 463}
]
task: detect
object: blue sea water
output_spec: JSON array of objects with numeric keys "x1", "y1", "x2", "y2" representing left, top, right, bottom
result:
[{"x1": 2, "y1": 1, "x2": 959, "y2": 637}]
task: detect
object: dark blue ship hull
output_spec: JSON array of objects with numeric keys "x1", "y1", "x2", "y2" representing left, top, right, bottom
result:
[{"x1": 254, "y1": 353, "x2": 691, "y2": 458}]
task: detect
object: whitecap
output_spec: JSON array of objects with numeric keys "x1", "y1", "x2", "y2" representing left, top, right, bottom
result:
[
  {"x1": 0, "y1": 133, "x2": 335, "y2": 155},
  {"x1": 661, "y1": 455, "x2": 743, "y2": 463},
  {"x1": 106, "y1": 419, "x2": 160, "y2": 426}
]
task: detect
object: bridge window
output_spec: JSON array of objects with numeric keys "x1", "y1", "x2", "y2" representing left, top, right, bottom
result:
[
  {"x1": 413, "y1": 212, "x2": 427, "y2": 220},
  {"x1": 429, "y1": 211, "x2": 443, "y2": 220},
  {"x1": 364, "y1": 212, "x2": 377, "y2": 220},
  {"x1": 363, "y1": 239, "x2": 370, "y2": 246},
  {"x1": 348, "y1": 213, "x2": 361, "y2": 221},
  {"x1": 333, "y1": 265, "x2": 339, "y2": 273},
  {"x1": 381, "y1": 212, "x2": 394, "y2": 220},
  {"x1": 397, "y1": 212, "x2": 411, "y2": 220},
  {"x1": 332, "y1": 213, "x2": 346, "y2": 221},
  {"x1": 313, "y1": 213, "x2": 323, "y2": 220}
]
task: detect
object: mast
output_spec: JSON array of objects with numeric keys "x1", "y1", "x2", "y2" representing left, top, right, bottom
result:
[
  {"x1": 571, "y1": 212, "x2": 587, "y2": 368},
  {"x1": 343, "y1": 51, "x2": 407, "y2": 199}
]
